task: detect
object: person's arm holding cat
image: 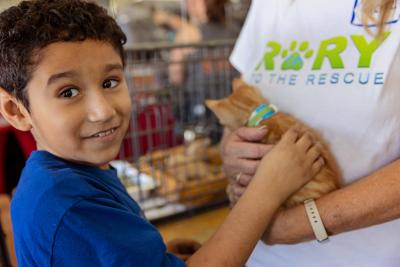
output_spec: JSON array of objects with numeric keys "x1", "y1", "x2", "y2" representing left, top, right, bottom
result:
[
  {"x1": 221, "y1": 127, "x2": 400, "y2": 244},
  {"x1": 188, "y1": 126, "x2": 325, "y2": 266}
]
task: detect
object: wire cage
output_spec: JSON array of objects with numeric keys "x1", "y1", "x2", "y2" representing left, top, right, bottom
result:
[{"x1": 114, "y1": 40, "x2": 238, "y2": 221}]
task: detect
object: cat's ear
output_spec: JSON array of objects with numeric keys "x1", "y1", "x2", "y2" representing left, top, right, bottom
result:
[
  {"x1": 232, "y1": 79, "x2": 265, "y2": 100},
  {"x1": 205, "y1": 99, "x2": 227, "y2": 123},
  {"x1": 232, "y1": 78, "x2": 247, "y2": 91},
  {"x1": 206, "y1": 98, "x2": 234, "y2": 127},
  {"x1": 238, "y1": 83, "x2": 267, "y2": 102},
  {"x1": 205, "y1": 99, "x2": 221, "y2": 114}
]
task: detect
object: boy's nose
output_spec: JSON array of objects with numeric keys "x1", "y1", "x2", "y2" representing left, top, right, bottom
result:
[{"x1": 86, "y1": 90, "x2": 116, "y2": 123}]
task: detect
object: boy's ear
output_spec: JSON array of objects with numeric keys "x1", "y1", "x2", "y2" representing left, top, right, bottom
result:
[{"x1": 0, "y1": 88, "x2": 32, "y2": 131}]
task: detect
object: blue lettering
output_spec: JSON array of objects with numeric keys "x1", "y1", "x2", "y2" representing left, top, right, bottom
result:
[
  {"x1": 277, "y1": 74, "x2": 286, "y2": 85},
  {"x1": 252, "y1": 73, "x2": 263, "y2": 84},
  {"x1": 318, "y1": 73, "x2": 327, "y2": 85},
  {"x1": 374, "y1": 72, "x2": 384, "y2": 85},
  {"x1": 330, "y1": 73, "x2": 339, "y2": 84},
  {"x1": 306, "y1": 74, "x2": 315, "y2": 85},
  {"x1": 358, "y1": 72, "x2": 369, "y2": 85},
  {"x1": 344, "y1": 73, "x2": 354, "y2": 84},
  {"x1": 289, "y1": 75, "x2": 297, "y2": 86}
]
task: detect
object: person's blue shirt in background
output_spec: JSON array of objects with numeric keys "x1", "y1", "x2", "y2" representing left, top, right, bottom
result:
[{"x1": 11, "y1": 150, "x2": 185, "y2": 267}]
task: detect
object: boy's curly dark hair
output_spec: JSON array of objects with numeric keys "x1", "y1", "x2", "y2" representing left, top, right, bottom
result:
[{"x1": 0, "y1": 0, "x2": 127, "y2": 109}]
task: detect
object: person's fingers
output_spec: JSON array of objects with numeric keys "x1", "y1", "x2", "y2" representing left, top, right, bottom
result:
[
  {"x1": 226, "y1": 184, "x2": 238, "y2": 205},
  {"x1": 231, "y1": 183, "x2": 246, "y2": 198},
  {"x1": 311, "y1": 157, "x2": 325, "y2": 176},
  {"x1": 296, "y1": 132, "x2": 314, "y2": 152},
  {"x1": 235, "y1": 126, "x2": 268, "y2": 142},
  {"x1": 223, "y1": 159, "x2": 261, "y2": 178},
  {"x1": 306, "y1": 143, "x2": 322, "y2": 166},
  {"x1": 236, "y1": 173, "x2": 253, "y2": 186},
  {"x1": 281, "y1": 124, "x2": 301, "y2": 143},
  {"x1": 229, "y1": 172, "x2": 253, "y2": 186},
  {"x1": 224, "y1": 142, "x2": 273, "y2": 160}
]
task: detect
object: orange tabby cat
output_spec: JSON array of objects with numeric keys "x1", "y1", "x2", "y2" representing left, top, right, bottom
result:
[{"x1": 206, "y1": 79, "x2": 341, "y2": 208}]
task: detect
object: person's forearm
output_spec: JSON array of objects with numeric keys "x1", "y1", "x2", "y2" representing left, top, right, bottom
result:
[
  {"x1": 188, "y1": 177, "x2": 281, "y2": 267},
  {"x1": 158, "y1": 12, "x2": 184, "y2": 31},
  {"x1": 262, "y1": 158, "x2": 400, "y2": 244},
  {"x1": 161, "y1": 13, "x2": 198, "y2": 39}
]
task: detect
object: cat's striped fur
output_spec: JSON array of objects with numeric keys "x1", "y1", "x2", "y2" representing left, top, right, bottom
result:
[{"x1": 206, "y1": 79, "x2": 341, "y2": 208}]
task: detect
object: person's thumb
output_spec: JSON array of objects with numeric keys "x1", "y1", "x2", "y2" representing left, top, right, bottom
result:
[{"x1": 235, "y1": 126, "x2": 268, "y2": 142}]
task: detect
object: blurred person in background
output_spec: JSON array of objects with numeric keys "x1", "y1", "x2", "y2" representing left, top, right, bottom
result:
[{"x1": 153, "y1": 0, "x2": 238, "y2": 84}]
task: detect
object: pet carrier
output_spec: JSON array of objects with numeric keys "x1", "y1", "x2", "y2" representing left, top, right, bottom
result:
[{"x1": 114, "y1": 40, "x2": 238, "y2": 221}]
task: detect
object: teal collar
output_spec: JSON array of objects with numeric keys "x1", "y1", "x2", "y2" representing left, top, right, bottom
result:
[{"x1": 247, "y1": 103, "x2": 278, "y2": 127}]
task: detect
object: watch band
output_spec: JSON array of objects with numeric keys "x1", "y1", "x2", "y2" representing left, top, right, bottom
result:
[{"x1": 304, "y1": 199, "x2": 329, "y2": 243}]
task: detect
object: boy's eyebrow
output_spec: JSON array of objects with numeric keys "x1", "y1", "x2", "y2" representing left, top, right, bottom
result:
[
  {"x1": 47, "y1": 64, "x2": 123, "y2": 86},
  {"x1": 104, "y1": 63, "x2": 124, "y2": 73},
  {"x1": 47, "y1": 71, "x2": 79, "y2": 87}
]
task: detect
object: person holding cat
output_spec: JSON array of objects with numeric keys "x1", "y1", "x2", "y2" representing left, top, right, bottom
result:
[{"x1": 221, "y1": 0, "x2": 400, "y2": 266}]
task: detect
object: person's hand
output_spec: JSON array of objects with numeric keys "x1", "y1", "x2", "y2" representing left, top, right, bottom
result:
[
  {"x1": 175, "y1": 25, "x2": 201, "y2": 43},
  {"x1": 253, "y1": 125, "x2": 325, "y2": 203},
  {"x1": 152, "y1": 9, "x2": 170, "y2": 26},
  {"x1": 221, "y1": 127, "x2": 273, "y2": 204}
]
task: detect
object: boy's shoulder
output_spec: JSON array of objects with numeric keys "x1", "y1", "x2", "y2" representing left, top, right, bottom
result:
[
  {"x1": 11, "y1": 150, "x2": 119, "y2": 236},
  {"x1": 13, "y1": 150, "x2": 115, "y2": 202},
  {"x1": 10, "y1": 151, "x2": 141, "y2": 266}
]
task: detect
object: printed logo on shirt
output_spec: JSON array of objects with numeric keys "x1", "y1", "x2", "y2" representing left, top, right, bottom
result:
[
  {"x1": 351, "y1": 0, "x2": 400, "y2": 27},
  {"x1": 253, "y1": 32, "x2": 391, "y2": 86}
]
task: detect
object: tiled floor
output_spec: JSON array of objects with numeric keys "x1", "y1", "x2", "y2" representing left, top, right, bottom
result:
[{"x1": 156, "y1": 206, "x2": 230, "y2": 243}]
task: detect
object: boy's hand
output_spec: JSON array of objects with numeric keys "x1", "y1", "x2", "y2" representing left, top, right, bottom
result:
[
  {"x1": 221, "y1": 127, "x2": 273, "y2": 203},
  {"x1": 254, "y1": 125, "x2": 325, "y2": 203}
]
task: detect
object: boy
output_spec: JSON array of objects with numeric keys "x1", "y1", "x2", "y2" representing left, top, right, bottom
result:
[{"x1": 0, "y1": 0, "x2": 324, "y2": 266}]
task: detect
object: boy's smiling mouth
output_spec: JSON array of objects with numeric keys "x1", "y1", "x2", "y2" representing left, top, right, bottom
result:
[{"x1": 85, "y1": 127, "x2": 119, "y2": 139}]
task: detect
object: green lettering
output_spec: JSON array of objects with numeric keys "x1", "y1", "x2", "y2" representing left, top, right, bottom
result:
[
  {"x1": 256, "y1": 41, "x2": 282, "y2": 71},
  {"x1": 351, "y1": 31, "x2": 391, "y2": 68},
  {"x1": 312, "y1": 36, "x2": 347, "y2": 70}
]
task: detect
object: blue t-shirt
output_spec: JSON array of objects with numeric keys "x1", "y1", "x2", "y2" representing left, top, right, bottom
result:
[{"x1": 11, "y1": 150, "x2": 185, "y2": 267}]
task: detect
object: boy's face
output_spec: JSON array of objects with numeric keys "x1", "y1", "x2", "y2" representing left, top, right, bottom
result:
[{"x1": 25, "y1": 40, "x2": 132, "y2": 168}]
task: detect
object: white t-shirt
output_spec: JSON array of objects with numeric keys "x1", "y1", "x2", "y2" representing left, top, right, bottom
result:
[{"x1": 230, "y1": 0, "x2": 400, "y2": 266}]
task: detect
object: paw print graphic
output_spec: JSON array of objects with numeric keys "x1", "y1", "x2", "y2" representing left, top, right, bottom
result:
[{"x1": 281, "y1": 41, "x2": 314, "y2": 70}]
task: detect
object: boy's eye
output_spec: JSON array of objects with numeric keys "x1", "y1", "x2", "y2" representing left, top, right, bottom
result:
[
  {"x1": 103, "y1": 79, "x2": 119, "y2": 89},
  {"x1": 59, "y1": 88, "x2": 79, "y2": 98}
]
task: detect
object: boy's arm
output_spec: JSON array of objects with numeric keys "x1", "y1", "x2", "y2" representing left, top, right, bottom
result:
[
  {"x1": 188, "y1": 127, "x2": 324, "y2": 267},
  {"x1": 187, "y1": 173, "x2": 283, "y2": 267},
  {"x1": 262, "y1": 158, "x2": 400, "y2": 244}
]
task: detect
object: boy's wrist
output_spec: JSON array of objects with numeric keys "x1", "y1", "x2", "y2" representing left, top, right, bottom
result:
[{"x1": 250, "y1": 173, "x2": 287, "y2": 207}]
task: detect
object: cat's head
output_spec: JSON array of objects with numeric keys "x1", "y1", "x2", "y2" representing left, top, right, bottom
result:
[{"x1": 206, "y1": 79, "x2": 267, "y2": 130}]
